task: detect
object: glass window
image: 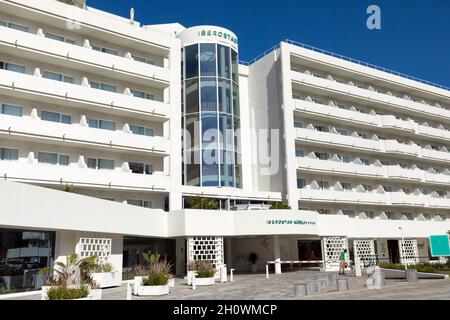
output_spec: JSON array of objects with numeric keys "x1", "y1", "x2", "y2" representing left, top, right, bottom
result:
[
  {"x1": 314, "y1": 125, "x2": 329, "y2": 132},
  {"x1": 294, "y1": 122, "x2": 303, "y2": 128},
  {"x1": 315, "y1": 152, "x2": 329, "y2": 160},
  {"x1": 130, "y1": 125, "x2": 153, "y2": 136},
  {"x1": 132, "y1": 55, "x2": 154, "y2": 65},
  {"x1": 297, "y1": 178, "x2": 306, "y2": 189},
  {"x1": 231, "y1": 50, "x2": 238, "y2": 83},
  {"x1": 127, "y1": 200, "x2": 152, "y2": 208},
  {"x1": 366, "y1": 211, "x2": 375, "y2": 220},
  {"x1": 87, "y1": 158, "x2": 97, "y2": 169},
  {"x1": 98, "y1": 159, "x2": 114, "y2": 170},
  {"x1": 202, "y1": 155, "x2": 219, "y2": 187},
  {"x1": 341, "y1": 182, "x2": 352, "y2": 191},
  {"x1": 220, "y1": 150, "x2": 234, "y2": 187},
  {"x1": 90, "y1": 82, "x2": 117, "y2": 92},
  {"x1": 343, "y1": 210, "x2": 355, "y2": 218},
  {"x1": 38, "y1": 152, "x2": 58, "y2": 165},
  {"x1": 4, "y1": 63, "x2": 26, "y2": 73},
  {"x1": 185, "y1": 150, "x2": 200, "y2": 186},
  {"x1": 185, "y1": 78, "x2": 199, "y2": 114},
  {"x1": 45, "y1": 33, "x2": 75, "y2": 44},
  {"x1": 0, "y1": 21, "x2": 6, "y2": 27},
  {"x1": 8, "y1": 22, "x2": 29, "y2": 32},
  {"x1": 1, "y1": 104, "x2": 22, "y2": 117},
  {"x1": 61, "y1": 114, "x2": 72, "y2": 124},
  {"x1": 200, "y1": 78, "x2": 217, "y2": 111},
  {"x1": 338, "y1": 129, "x2": 348, "y2": 136},
  {"x1": 199, "y1": 43, "x2": 216, "y2": 77},
  {"x1": 232, "y1": 82, "x2": 240, "y2": 117},
  {"x1": 185, "y1": 44, "x2": 199, "y2": 79},
  {"x1": 337, "y1": 154, "x2": 350, "y2": 163},
  {"x1": 217, "y1": 45, "x2": 230, "y2": 79},
  {"x1": 202, "y1": 112, "x2": 218, "y2": 149},
  {"x1": 360, "y1": 158, "x2": 370, "y2": 166},
  {"x1": 129, "y1": 162, "x2": 153, "y2": 175},
  {"x1": 296, "y1": 149, "x2": 304, "y2": 157},
  {"x1": 383, "y1": 186, "x2": 392, "y2": 192},
  {"x1": 59, "y1": 155, "x2": 69, "y2": 166},
  {"x1": 386, "y1": 212, "x2": 395, "y2": 220},
  {"x1": 43, "y1": 71, "x2": 73, "y2": 83},
  {"x1": 41, "y1": 111, "x2": 60, "y2": 123},
  {"x1": 317, "y1": 180, "x2": 329, "y2": 190},
  {"x1": 219, "y1": 113, "x2": 233, "y2": 150},
  {"x1": 0, "y1": 148, "x2": 18, "y2": 161},
  {"x1": 362, "y1": 184, "x2": 373, "y2": 192},
  {"x1": 131, "y1": 89, "x2": 154, "y2": 100},
  {"x1": 93, "y1": 46, "x2": 118, "y2": 56},
  {"x1": 185, "y1": 114, "x2": 199, "y2": 149},
  {"x1": 218, "y1": 79, "x2": 231, "y2": 113},
  {"x1": 89, "y1": 119, "x2": 115, "y2": 131}
]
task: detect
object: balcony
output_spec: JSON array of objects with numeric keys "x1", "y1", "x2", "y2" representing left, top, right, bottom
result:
[
  {"x1": 290, "y1": 70, "x2": 450, "y2": 122},
  {"x1": 388, "y1": 192, "x2": 427, "y2": 207},
  {"x1": 0, "y1": 114, "x2": 169, "y2": 156},
  {"x1": 0, "y1": 26, "x2": 171, "y2": 87},
  {"x1": 421, "y1": 148, "x2": 450, "y2": 163},
  {"x1": 383, "y1": 140, "x2": 419, "y2": 157},
  {"x1": 299, "y1": 188, "x2": 387, "y2": 205},
  {"x1": 298, "y1": 157, "x2": 385, "y2": 178},
  {"x1": 0, "y1": 159, "x2": 170, "y2": 192},
  {"x1": 0, "y1": 69, "x2": 170, "y2": 120}
]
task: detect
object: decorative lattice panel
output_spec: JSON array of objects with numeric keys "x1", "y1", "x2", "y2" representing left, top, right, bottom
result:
[
  {"x1": 323, "y1": 236, "x2": 348, "y2": 271},
  {"x1": 75, "y1": 238, "x2": 111, "y2": 264},
  {"x1": 187, "y1": 237, "x2": 224, "y2": 267},
  {"x1": 353, "y1": 240, "x2": 376, "y2": 267},
  {"x1": 399, "y1": 239, "x2": 419, "y2": 265}
]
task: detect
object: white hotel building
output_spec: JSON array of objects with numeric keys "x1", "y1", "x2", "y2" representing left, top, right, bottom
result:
[{"x1": 0, "y1": 0, "x2": 449, "y2": 293}]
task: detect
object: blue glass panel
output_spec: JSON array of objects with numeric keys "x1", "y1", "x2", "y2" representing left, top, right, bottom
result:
[
  {"x1": 200, "y1": 43, "x2": 216, "y2": 77},
  {"x1": 201, "y1": 112, "x2": 218, "y2": 149},
  {"x1": 200, "y1": 78, "x2": 217, "y2": 111}
]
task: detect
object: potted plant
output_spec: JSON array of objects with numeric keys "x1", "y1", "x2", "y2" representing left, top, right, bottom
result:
[
  {"x1": 193, "y1": 261, "x2": 216, "y2": 286},
  {"x1": 248, "y1": 252, "x2": 258, "y2": 273},
  {"x1": 133, "y1": 253, "x2": 172, "y2": 296},
  {"x1": 40, "y1": 253, "x2": 102, "y2": 300},
  {"x1": 92, "y1": 261, "x2": 120, "y2": 288}
]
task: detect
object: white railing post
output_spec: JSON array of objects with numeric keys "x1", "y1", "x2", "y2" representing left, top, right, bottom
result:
[
  {"x1": 126, "y1": 282, "x2": 132, "y2": 300},
  {"x1": 192, "y1": 272, "x2": 196, "y2": 290},
  {"x1": 266, "y1": 264, "x2": 269, "y2": 278},
  {"x1": 230, "y1": 268, "x2": 235, "y2": 282}
]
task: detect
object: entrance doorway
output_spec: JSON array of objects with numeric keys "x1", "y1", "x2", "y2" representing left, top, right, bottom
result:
[
  {"x1": 387, "y1": 240, "x2": 400, "y2": 264},
  {"x1": 297, "y1": 240, "x2": 322, "y2": 267}
]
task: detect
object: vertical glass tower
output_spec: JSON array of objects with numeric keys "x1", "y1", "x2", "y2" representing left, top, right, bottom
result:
[{"x1": 179, "y1": 26, "x2": 241, "y2": 188}]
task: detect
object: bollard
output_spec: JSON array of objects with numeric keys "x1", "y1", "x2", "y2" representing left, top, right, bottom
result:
[
  {"x1": 192, "y1": 273, "x2": 196, "y2": 290},
  {"x1": 230, "y1": 268, "x2": 235, "y2": 282},
  {"x1": 266, "y1": 265, "x2": 269, "y2": 279},
  {"x1": 126, "y1": 282, "x2": 132, "y2": 300},
  {"x1": 220, "y1": 265, "x2": 228, "y2": 283},
  {"x1": 373, "y1": 270, "x2": 385, "y2": 287},
  {"x1": 354, "y1": 257, "x2": 362, "y2": 277},
  {"x1": 295, "y1": 283, "x2": 308, "y2": 296},
  {"x1": 307, "y1": 281, "x2": 319, "y2": 295},
  {"x1": 337, "y1": 278, "x2": 349, "y2": 291}
]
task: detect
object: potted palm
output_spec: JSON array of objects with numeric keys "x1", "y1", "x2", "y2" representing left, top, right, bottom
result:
[
  {"x1": 248, "y1": 252, "x2": 259, "y2": 273},
  {"x1": 193, "y1": 261, "x2": 216, "y2": 286},
  {"x1": 133, "y1": 253, "x2": 172, "y2": 296}
]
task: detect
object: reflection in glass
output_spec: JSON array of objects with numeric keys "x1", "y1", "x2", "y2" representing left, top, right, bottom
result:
[
  {"x1": 232, "y1": 82, "x2": 240, "y2": 117},
  {"x1": 219, "y1": 113, "x2": 233, "y2": 150},
  {"x1": 185, "y1": 44, "x2": 199, "y2": 79},
  {"x1": 185, "y1": 114, "x2": 200, "y2": 149},
  {"x1": 202, "y1": 149, "x2": 219, "y2": 186},
  {"x1": 231, "y1": 49, "x2": 238, "y2": 83},
  {"x1": 200, "y1": 78, "x2": 217, "y2": 112},
  {"x1": 220, "y1": 150, "x2": 234, "y2": 187},
  {"x1": 200, "y1": 43, "x2": 216, "y2": 77},
  {"x1": 218, "y1": 79, "x2": 231, "y2": 113},
  {"x1": 185, "y1": 150, "x2": 201, "y2": 186},
  {"x1": 217, "y1": 45, "x2": 230, "y2": 79},
  {"x1": 185, "y1": 78, "x2": 199, "y2": 114},
  {"x1": 201, "y1": 112, "x2": 218, "y2": 149}
]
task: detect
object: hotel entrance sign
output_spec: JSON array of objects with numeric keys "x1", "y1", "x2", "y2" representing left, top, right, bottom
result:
[{"x1": 429, "y1": 235, "x2": 450, "y2": 257}]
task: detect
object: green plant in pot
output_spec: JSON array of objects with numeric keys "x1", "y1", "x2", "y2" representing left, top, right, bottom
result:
[
  {"x1": 248, "y1": 252, "x2": 258, "y2": 273},
  {"x1": 194, "y1": 261, "x2": 215, "y2": 279}
]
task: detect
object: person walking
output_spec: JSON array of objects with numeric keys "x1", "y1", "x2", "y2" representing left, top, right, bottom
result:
[{"x1": 339, "y1": 248, "x2": 349, "y2": 275}]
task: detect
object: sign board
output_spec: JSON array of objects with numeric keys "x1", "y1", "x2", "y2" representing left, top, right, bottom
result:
[{"x1": 429, "y1": 235, "x2": 450, "y2": 257}]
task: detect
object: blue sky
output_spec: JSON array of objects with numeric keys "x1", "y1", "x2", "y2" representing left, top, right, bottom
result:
[{"x1": 88, "y1": 0, "x2": 450, "y2": 88}]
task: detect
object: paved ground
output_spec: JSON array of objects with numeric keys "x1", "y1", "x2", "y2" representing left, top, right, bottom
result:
[{"x1": 6, "y1": 270, "x2": 450, "y2": 300}]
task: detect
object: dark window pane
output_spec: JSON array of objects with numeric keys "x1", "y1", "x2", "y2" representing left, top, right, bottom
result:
[
  {"x1": 185, "y1": 114, "x2": 199, "y2": 149},
  {"x1": 200, "y1": 43, "x2": 216, "y2": 77},
  {"x1": 185, "y1": 78, "x2": 199, "y2": 114},
  {"x1": 220, "y1": 150, "x2": 234, "y2": 187},
  {"x1": 185, "y1": 44, "x2": 199, "y2": 79},
  {"x1": 98, "y1": 159, "x2": 114, "y2": 170},
  {"x1": 200, "y1": 77, "x2": 217, "y2": 111},
  {"x1": 232, "y1": 82, "x2": 240, "y2": 117},
  {"x1": 1, "y1": 148, "x2": 18, "y2": 160},
  {"x1": 129, "y1": 162, "x2": 144, "y2": 174},
  {"x1": 201, "y1": 112, "x2": 218, "y2": 149},
  {"x1": 2, "y1": 104, "x2": 22, "y2": 117},
  {"x1": 41, "y1": 111, "x2": 60, "y2": 123},
  {"x1": 38, "y1": 152, "x2": 58, "y2": 165},
  {"x1": 219, "y1": 113, "x2": 233, "y2": 150},
  {"x1": 218, "y1": 79, "x2": 231, "y2": 113},
  {"x1": 61, "y1": 115, "x2": 72, "y2": 124},
  {"x1": 87, "y1": 158, "x2": 97, "y2": 169},
  {"x1": 59, "y1": 155, "x2": 69, "y2": 166},
  {"x1": 231, "y1": 50, "x2": 238, "y2": 83},
  {"x1": 217, "y1": 45, "x2": 230, "y2": 79}
]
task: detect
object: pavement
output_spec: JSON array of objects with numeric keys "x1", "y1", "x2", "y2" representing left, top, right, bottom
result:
[{"x1": 5, "y1": 270, "x2": 450, "y2": 300}]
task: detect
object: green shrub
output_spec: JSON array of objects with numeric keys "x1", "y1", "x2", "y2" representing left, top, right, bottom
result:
[
  {"x1": 46, "y1": 285, "x2": 90, "y2": 300},
  {"x1": 0, "y1": 287, "x2": 8, "y2": 295},
  {"x1": 379, "y1": 262, "x2": 450, "y2": 274},
  {"x1": 143, "y1": 274, "x2": 168, "y2": 286},
  {"x1": 189, "y1": 196, "x2": 220, "y2": 210},
  {"x1": 269, "y1": 202, "x2": 291, "y2": 209},
  {"x1": 196, "y1": 270, "x2": 215, "y2": 278}
]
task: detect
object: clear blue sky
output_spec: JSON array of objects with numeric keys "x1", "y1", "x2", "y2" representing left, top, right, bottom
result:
[{"x1": 88, "y1": 0, "x2": 450, "y2": 88}]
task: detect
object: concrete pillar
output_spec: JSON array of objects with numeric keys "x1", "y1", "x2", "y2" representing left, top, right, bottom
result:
[
  {"x1": 273, "y1": 235, "x2": 281, "y2": 274},
  {"x1": 175, "y1": 238, "x2": 186, "y2": 276},
  {"x1": 226, "y1": 238, "x2": 232, "y2": 268}
]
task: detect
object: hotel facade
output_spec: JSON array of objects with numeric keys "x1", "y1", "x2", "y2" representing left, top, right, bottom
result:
[{"x1": 0, "y1": 0, "x2": 449, "y2": 293}]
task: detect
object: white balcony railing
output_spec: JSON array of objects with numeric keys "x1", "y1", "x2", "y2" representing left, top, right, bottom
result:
[
  {"x1": 0, "y1": 160, "x2": 170, "y2": 192},
  {"x1": 0, "y1": 69, "x2": 170, "y2": 120},
  {"x1": 0, "y1": 114, "x2": 169, "y2": 155}
]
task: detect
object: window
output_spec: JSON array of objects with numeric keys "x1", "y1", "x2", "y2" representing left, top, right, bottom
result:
[
  {"x1": 87, "y1": 158, "x2": 115, "y2": 170},
  {"x1": 436, "y1": 190, "x2": 446, "y2": 197},
  {"x1": 403, "y1": 213, "x2": 414, "y2": 221},
  {"x1": 343, "y1": 210, "x2": 355, "y2": 218},
  {"x1": 127, "y1": 200, "x2": 152, "y2": 208},
  {"x1": 41, "y1": 111, "x2": 72, "y2": 124},
  {"x1": 92, "y1": 46, "x2": 118, "y2": 56},
  {"x1": 383, "y1": 186, "x2": 392, "y2": 192},
  {"x1": 386, "y1": 212, "x2": 395, "y2": 220},
  {"x1": 130, "y1": 89, "x2": 154, "y2": 100},
  {"x1": 314, "y1": 125, "x2": 329, "y2": 132},
  {"x1": 295, "y1": 149, "x2": 304, "y2": 157},
  {"x1": 366, "y1": 211, "x2": 375, "y2": 220},
  {"x1": 423, "y1": 214, "x2": 431, "y2": 220},
  {"x1": 45, "y1": 33, "x2": 75, "y2": 44},
  {"x1": 132, "y1": 55, "x2": 154, "y2": 65},
  {"x1": 90, "y1": 82, "x2": 117, "y2": 92},
  {"x1": 317, "y1": 180, "x2": 329, "y2": 190},
  {"x1": 294, "y1": 121, "x2": 303, "y2": 128},
  {"x1": 88, "y1": 119, "x2": 116, "y2": 131},
  {"x1": 337, "y1": 154, "x2": 350, "y2": 163},
  {"x1": 7, "y1": 22, "x2": 29, "y2": 32},
  {"x1": 1, "y1": 104, "x2": 22, "y2": 117},
  {"x1": 357, "y1": 132, "x2": 367, "y2": 139},
  {"x1": 362, "y1": 184, "x2": 373, "y2": 192},
  {"x1": 297, "y1": 178, "x2": 306, "y2": 189},
  {"x1": 43, "y1": 71, "x2": 74, "y2": 83},
  {"x1": 0, "y1": 148, "x2": 18, "y2": 161},
  {"x1": 129, "y1": 125, "x2": 154, "y2": 136},
  {"x1": 399, "y1": 163, "x2": 408, "y2": 169},
  {"x1": 185, "y1": 44, "x2": 199, "y2": 79},
  {"x1": 38, "y1": 152, "x2": 69, "y2": 166},
  {"x1": 314, "y1": 152, "x2": 329, "y2": 160},
  {"x1": 129, "y1": 162, "x2": 153, "y2": 175},
  {"x1": 341, "y1": 182, "x2": 352, "y2": 191},
  {"x1": 380, "y1": 160, "x2": 391, "y2": 166},
  {"x1": 337, "y1": 129, "x2": 348, "y2": 136},
  {"x1": 360, "y1": 158, "x2": 370, "y2": 166},
  {"x1": 401, "y1": 188, "x2": 411, "y2": 194},
  {"x1": 0, "y1": 62, "x2": 26, "y2": 73}
]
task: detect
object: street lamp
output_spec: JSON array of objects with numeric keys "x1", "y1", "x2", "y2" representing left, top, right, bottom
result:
[{"x1": 398, "y1": 227, "x2": 408, "y2": 271}]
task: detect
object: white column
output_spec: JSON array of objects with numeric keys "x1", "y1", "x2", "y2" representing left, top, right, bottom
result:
[
  {"x1": 226, "y1": 238, "x2": 232, "y2": 268},
  {"x1": 175, "y1": 238, "x2": 186, "y2": 276},
  {"x1": 273, "y1": 235, "x2": 281, "y2": 274}
]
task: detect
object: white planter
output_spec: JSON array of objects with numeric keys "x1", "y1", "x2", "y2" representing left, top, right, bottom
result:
[
  {"x1": 168, "y1": 278, "x2": 175, "y2": 288},
  {"x1": 92, "y1": 272, "x2": 121, "y2": 288},
  {"x1": 138, "y1": 284, "x2": 170, "y2": 296},
  {"x1": 133, "y1": 276, "x2": 143, "y2": 295},
  {"x1": 186, "y1": 271, "x2": 195, "y2": 285},
  {"x1": 41, "y1": 286, "x2": 51, "y2": 300},
  {"x1": 194, "y1": 277, "x2": 215, "y2": 286},
  {"x1": 88, "y1": 289, "x2": 102, "y2": 300}
]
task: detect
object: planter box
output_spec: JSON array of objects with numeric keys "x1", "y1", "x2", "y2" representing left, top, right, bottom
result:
[
  {"x1": 194, "y1": 277, "x2": 215, "y2": 286},
  {"x1": 186, "y1": 271, "x2": 195, "y2": 285},
  {"x1": 168, "y1": 278, "x2": 175, "y2": 288},
  {"x1": 92, "y1": 272, "x2": 121, "y2": 288},
  {"x1": 41, "y1": 286, "x2": 102, "y2": 300},
  {"x1": 138, "y1": 284, "x2": 169, "y2": 296}
]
